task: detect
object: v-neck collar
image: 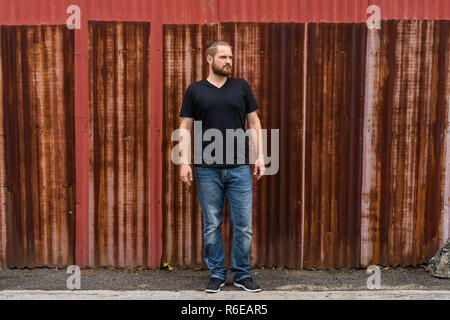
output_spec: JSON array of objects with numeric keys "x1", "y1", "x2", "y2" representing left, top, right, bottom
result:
[{"x1": 205, "y1": 77, "x2": 229, "y2": 89}]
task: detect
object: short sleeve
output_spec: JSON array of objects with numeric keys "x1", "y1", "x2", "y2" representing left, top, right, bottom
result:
[
  {"x1": 179, "y1": 84, "x2": 195, "y2": 118},
  {"x1": 243, "y1": 79, "x2": 260, "y2": 114}
]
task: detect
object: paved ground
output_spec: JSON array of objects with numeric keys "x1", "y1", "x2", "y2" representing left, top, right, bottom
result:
[
  {"x1": 1, "y1": 289, "x2": 449, "y2": 300},
  {"x1": 0, "y1": 265, "x2": 448, "y2": 293}
]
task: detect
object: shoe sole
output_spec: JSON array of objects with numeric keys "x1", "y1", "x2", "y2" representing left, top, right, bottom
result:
[
  {"x1": 233, "y1": 282, "x2": 262, "y2": 292},
  {"x1": 205, "y1": 282, "x2": 225, "y2": 293}
]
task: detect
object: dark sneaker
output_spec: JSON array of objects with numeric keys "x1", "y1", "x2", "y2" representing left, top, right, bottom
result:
[
  {"x1": 205, "y1": 277, "x2": 226, "y2": 293},
  {"x1": 233, "y1": 277, "x2": 261, "y2": 292}
]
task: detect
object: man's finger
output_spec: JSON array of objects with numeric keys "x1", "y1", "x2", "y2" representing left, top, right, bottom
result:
[{"x1": 256, "y1": 165, "x2": 264, "y2": 180}]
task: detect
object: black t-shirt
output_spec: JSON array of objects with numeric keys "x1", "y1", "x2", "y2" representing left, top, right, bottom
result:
[{"x1": 179, "y1": 77, "x2": 260, "y2": 168}]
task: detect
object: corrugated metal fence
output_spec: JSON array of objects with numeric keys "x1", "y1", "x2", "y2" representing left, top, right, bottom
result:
[{"x1": 0, "y1": 0, "x2": 449, "y2": 269}]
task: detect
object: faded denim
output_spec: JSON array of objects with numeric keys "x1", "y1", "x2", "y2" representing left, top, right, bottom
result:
[{"x1": 194, "y1": 165, "x2": 253, "y2": 281}]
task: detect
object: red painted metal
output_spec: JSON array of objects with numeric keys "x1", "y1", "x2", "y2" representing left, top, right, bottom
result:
[
  {"x1": 219, "y1": 0, "x2": 449, "y2": 22},
  {"x1": 75, "y1": 0, "x2": 90, "y2": 268},
  {"x1": 0, "y1": 30, "x2": 4, "y2": 267},
  {"x1": 0, "y1": 0, "x2": 448, "y2": 25}
]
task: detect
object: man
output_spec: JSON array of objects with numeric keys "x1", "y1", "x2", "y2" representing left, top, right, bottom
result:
[{"x1": 178, "y1": 40, "x2": 265, "y2": 293}]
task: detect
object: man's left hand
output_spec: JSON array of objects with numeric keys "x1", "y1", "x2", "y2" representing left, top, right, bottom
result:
[{"x1": 254, "y1": 158, "x2": 265, "y2": 181}]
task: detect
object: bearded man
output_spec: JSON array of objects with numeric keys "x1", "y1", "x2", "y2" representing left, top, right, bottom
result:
[{"x1": 178, "y1": 40, "x2": 265, "y2": 293}]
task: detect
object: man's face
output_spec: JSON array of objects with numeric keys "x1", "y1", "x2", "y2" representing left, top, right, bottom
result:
[{"x1": 210, "y1": 45, "x2": 233, "y2": 76}]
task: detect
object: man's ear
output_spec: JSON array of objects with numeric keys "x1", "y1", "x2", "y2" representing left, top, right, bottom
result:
[{"x1": 206, "y1": 55, "x2": 213, "y2": 65}]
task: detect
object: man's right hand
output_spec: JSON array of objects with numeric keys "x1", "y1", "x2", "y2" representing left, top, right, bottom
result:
[{"x1": 180, "y1": 164, "x2": 193, "y2": 186}]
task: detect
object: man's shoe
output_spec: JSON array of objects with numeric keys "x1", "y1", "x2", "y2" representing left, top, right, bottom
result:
[
  {"x1": 233, "y1": 277, "x2": 261, "y2": 292},
  {"x1": 205, "y1": 277, "x2": 226, "y2": 293}
]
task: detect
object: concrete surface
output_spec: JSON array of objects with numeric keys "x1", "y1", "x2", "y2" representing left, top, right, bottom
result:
[
  {"x1": 0, "y1": 266, "x2": 448, "y2": 300},
  {"x1": 0, "y1": 289, "x2": 449, "y2": 300}
]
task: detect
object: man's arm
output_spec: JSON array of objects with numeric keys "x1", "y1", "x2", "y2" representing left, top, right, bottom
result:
[
  {"x1": 179, "y1": 117, "x2": 193, "y2": 162},
  {"x1": 179, "y1": 117, "x2": 194, "y2": 186},
  {"x1": 247, "y1": 111, "x2": 265, "y2": 180}
]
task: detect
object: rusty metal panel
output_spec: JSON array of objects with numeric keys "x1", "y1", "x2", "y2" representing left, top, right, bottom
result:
[
  {"x1": 360, "y1": 20, "x2": 450, "y2": 267},
  {"x1": 162, "y1": 24, "x2": 218, "y2": 268},
  {"x1": 303, "y1": 23, "x2": 367, "y2": 269},
  {"x1": 0, "y1": 25, "x2": 75, "y2": 268},
  {"x1": 89, "y1": 21, "x2": 152, "y2": 267}
]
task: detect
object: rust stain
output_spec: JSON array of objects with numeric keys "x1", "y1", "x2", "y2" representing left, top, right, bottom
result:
[
  {"x1": 303, "y1": 23, "x2": 366, "y2": 269},
  {"x1": 0, "y1": 28, "x2": 6, "y2": 267},
  {"x1": 89, "y1": 21, "x2": 152, "y2": 267},
  {"x1": 0, "y1": 25, "x2": 75, "y2": 268},
  {"x1": 360, "y1": 20, "x2": 449, "y2": 267}
]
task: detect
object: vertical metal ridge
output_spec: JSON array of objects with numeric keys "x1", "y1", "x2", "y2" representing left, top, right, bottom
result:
[
  {"x1": 441, "y1": 19, "x2": 450, "y2": 246},
  {"x1": 361, "y1": 25, "x2": 379, "y2": 267},
  {"x1": 0, "y1": 28, "x2": 6, "y2": 267},
  {"x1": 413, "y1": 19, "x2": 435, "y2": 263},
  {"x1": 124, "y1": 23, "x2": 135, "y2": 266},
  {"x1": 116, "y1": 22, "x2": 126, "y2": 267},
  {"x1": 88, "y1": 20, "x2": 95, "y2": 268},
  {"x1": 436, "y1": 19, "x2": 450, "y2": 250},
  {"x1": 300, "y1": 22, "x2": 308, "y2": 269}
]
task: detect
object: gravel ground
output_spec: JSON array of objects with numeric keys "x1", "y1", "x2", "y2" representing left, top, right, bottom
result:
[{"x1": 0, "y1": 266, "x2": 448, "y2": 291}]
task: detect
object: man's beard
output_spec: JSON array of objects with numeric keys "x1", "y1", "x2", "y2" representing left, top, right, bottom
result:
[{"x1": 212, "y1": 61, "x2": 232, "y2": 76}]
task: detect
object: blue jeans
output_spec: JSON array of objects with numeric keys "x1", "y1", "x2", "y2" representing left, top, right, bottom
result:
[{"x1": 194, "y1": 165, "x2": 253, "y2": 281}]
